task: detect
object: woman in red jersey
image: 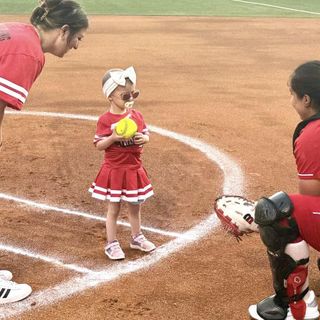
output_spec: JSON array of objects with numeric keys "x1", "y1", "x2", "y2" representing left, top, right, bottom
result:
[
  {"x1": 0, "y1": 0, "x2": 88, "y2": 304},
  {"x1": 249, "y1": 61, "x2": 320, "y2": 320}
]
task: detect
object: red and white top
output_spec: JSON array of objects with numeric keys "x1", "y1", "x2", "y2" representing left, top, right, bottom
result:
[
  {"x1": 0, "y1": 23, "x2": 45, "y2": 110},
  {"x1": 89, "y1": 109, "x2": 153, "y2": 202},
  {"x1": 294, "y1": 119, "x2": 320, "y2": 180},
  {"x1": 94, "y1": 109, "x2": 149, "y2": 167}
]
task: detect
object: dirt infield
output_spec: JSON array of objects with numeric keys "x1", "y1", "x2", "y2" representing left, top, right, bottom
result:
[{"x1": 1, "y1": 15, "x2": 320, "y2": 319}]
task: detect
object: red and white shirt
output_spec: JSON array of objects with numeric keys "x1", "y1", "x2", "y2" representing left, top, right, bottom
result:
[
  {"x1": 94, "y1": 109, "x2": 149, "y2": 167},
  {"x1": 0, "y1": 22, "x2": 45, "y2": 110},
  {"x1": 294, "y1": 119, "x2": 320, "y2": 180}
]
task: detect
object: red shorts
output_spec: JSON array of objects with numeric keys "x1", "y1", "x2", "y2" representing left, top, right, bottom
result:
[{"x1": 290, "y1": 194, "x2": 320, "y2": 252}]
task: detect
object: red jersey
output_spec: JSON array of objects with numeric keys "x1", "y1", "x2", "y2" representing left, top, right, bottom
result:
[
  {"x1": 0, "y1": 23, "x2": 45, "y2": 110},
  {"x1": 94, "y1": 109, "x2": 149, "y2": 168},
  {"x1": 290, "y1": 117, "x2": 320, "y2": 251},
  {"x1": 294, "y1": 119, "x2": 320, "y2": 180}
]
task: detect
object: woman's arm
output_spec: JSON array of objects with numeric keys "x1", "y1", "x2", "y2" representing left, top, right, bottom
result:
[{"x1": 298, "y1": 179, "x2": 320, "y2": 196}]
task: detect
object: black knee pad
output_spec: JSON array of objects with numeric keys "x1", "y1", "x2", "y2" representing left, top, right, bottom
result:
[
  {"x1": 254, "y1": 192, "x2": 299, "y2": 253},
  {"x1": 255, "y1": 191, "x2": 293, "y2": 225}
]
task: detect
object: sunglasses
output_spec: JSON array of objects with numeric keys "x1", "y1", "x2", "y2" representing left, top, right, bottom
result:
[{"x1": 119, "y1": 90, "x2": 140, "y2": 101}]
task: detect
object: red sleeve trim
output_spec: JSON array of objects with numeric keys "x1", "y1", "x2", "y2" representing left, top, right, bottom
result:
[
  {"x1": 298, "y1": 173, "x2": 320, "y2": 180},
  {"x1": 0, "y1": 77, "x2": 28, "y2": 109}
]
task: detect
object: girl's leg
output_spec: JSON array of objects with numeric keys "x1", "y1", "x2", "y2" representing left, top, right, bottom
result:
[
  {"x1": 127, "y1": 202, "x2": 156, "y2": 252},
  {"x1": 106, "y1": 201, "x2": 121, "y2": 243},
  {"x1": 105, "y1": 201, "x2": 125, "y2": 260},
  {"x1": 127, "y1": 202, "x2": 141, "y2": 237}
]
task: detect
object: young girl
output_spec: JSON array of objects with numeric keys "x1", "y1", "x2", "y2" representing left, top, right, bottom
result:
[
  {"x1": 89, "y1": 66, "x2": 156, "y2": 260},
  {"x1": 0, "y1": 0, "x2": 88, "y2": 303},
  {"x1": 248, "y1": 61, "x2": 320, "y2": 320}
]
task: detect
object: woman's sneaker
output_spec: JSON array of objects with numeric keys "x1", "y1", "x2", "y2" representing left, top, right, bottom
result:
[
  {"x1": 0, "y1": 279, "x2": 32, "y2": 304},
  {"x1": 286, "y1": 290, "x2": 319, "y2": 320},
  {"x1": 105, "y1": 240, "x2": 125, "y2": 260},
  {"x1": 248, "y1": 290, "x2": 320, "y2": 320},
  {"x1": 0, "y1": 270, "x2": 13, "y2": 281},
  {"x1": 130, "y1": 233, "x2": 156, "y2": 252}
]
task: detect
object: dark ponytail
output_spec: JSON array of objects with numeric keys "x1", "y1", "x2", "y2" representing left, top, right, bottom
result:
[
  {"x1": 30, "y1": 0, "x2": 88, "y2": 38},
  {"x1": 290, "y1": 60, "x2": 320, "y2": 112}
]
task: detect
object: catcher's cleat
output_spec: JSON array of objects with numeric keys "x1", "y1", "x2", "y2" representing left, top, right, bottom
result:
[
  {"x1": 214, "y1": 195, "x2": 259, "y2": 238},
  {"x1": 248, "y1": 290, "x2": 319, "y2": 320},
  {"x1": 0, "y1": 279, "x2": 32, "y2": 304}
]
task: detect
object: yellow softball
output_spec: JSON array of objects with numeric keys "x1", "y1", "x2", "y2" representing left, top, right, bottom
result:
[{"x1": 115, "y1": 118, "x2": 138, "y2": 139}]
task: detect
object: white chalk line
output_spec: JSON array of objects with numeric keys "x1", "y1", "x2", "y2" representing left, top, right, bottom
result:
[
  {"x1": 5, "y1": 110, "x2": 99, "y2": 121},
  {"x1": 231, "y1": 0, "x2": 320, "y2": 15},
  {"x1": 0, "y1": 244, "x2": 94, "y2": 275},
  {"x1": 0, "y1": 213, "x2": 220, "y2": 318},
  {"x1": 0, "y1": 111, "x2": 244, "y2": 319},
  {"x1": 0, "y1": 193, "x2": 182, "y2": 239}
]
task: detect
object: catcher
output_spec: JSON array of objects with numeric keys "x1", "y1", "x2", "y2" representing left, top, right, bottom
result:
[{"x1": 215, "y1": 61, "x2": 320, "y2": 320}]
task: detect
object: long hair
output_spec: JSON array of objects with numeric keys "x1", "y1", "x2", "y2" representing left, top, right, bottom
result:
[{"x1": 30, "y1": 0, "x2": 88, "y2": 40}]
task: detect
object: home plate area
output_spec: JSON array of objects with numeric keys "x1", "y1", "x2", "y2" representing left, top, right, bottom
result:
[{"x1": 0, "y1": 111, "x2": 243, "y2": 318}]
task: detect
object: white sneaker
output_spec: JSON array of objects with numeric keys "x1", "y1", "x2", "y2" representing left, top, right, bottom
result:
[
  {"x1": 105, "y1": 240, "x2": 125, "y2": 260},
  {"x1": 249, "y1": 290, "x2": 320, "y2": 320},
  {"x1": 0, "y1": 279, "x2": 32, "y2": 304},
  {"x1": 286, "y1": 290, "x2": 320, "y2": 320},
  {"x1": 0, "y1": 270, "x2": 13, "y2": 281},
  {"x1": 130, "y1": 233, "x2": 156, "y2": 252}
]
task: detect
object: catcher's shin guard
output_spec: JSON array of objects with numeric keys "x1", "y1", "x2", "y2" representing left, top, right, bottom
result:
[
  {"x1": 254, "y1": 192, "x2": 311, "y2": 320},
  {"x1": 285, "y1": 242, "x2": 310, "y2": 320}
]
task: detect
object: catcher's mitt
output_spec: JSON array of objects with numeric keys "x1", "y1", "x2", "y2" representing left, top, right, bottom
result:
[{"x1": 214, "y1": 195, "x2": 259, "y2": 239}]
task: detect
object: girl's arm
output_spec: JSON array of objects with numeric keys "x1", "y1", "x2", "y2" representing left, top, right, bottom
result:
[{"x1": 95, "y1": 129, "x2": 125, "y2": 151}]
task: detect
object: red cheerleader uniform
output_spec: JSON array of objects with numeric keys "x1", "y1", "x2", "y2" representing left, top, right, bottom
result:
[
  {"x1": 89, "y1": 109, "x2": 154, "y2": 203},
  {"x1": 0, "y1": 23, "x2": 45, "y2": 110},
  {"x1": 290, "y1": 117, "x2": 320, "y2": 251}
]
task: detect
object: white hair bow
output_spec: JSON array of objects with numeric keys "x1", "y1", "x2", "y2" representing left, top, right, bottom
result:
[{"x1": 102, "y1": 66, "x2": 137, "y2": 97}]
